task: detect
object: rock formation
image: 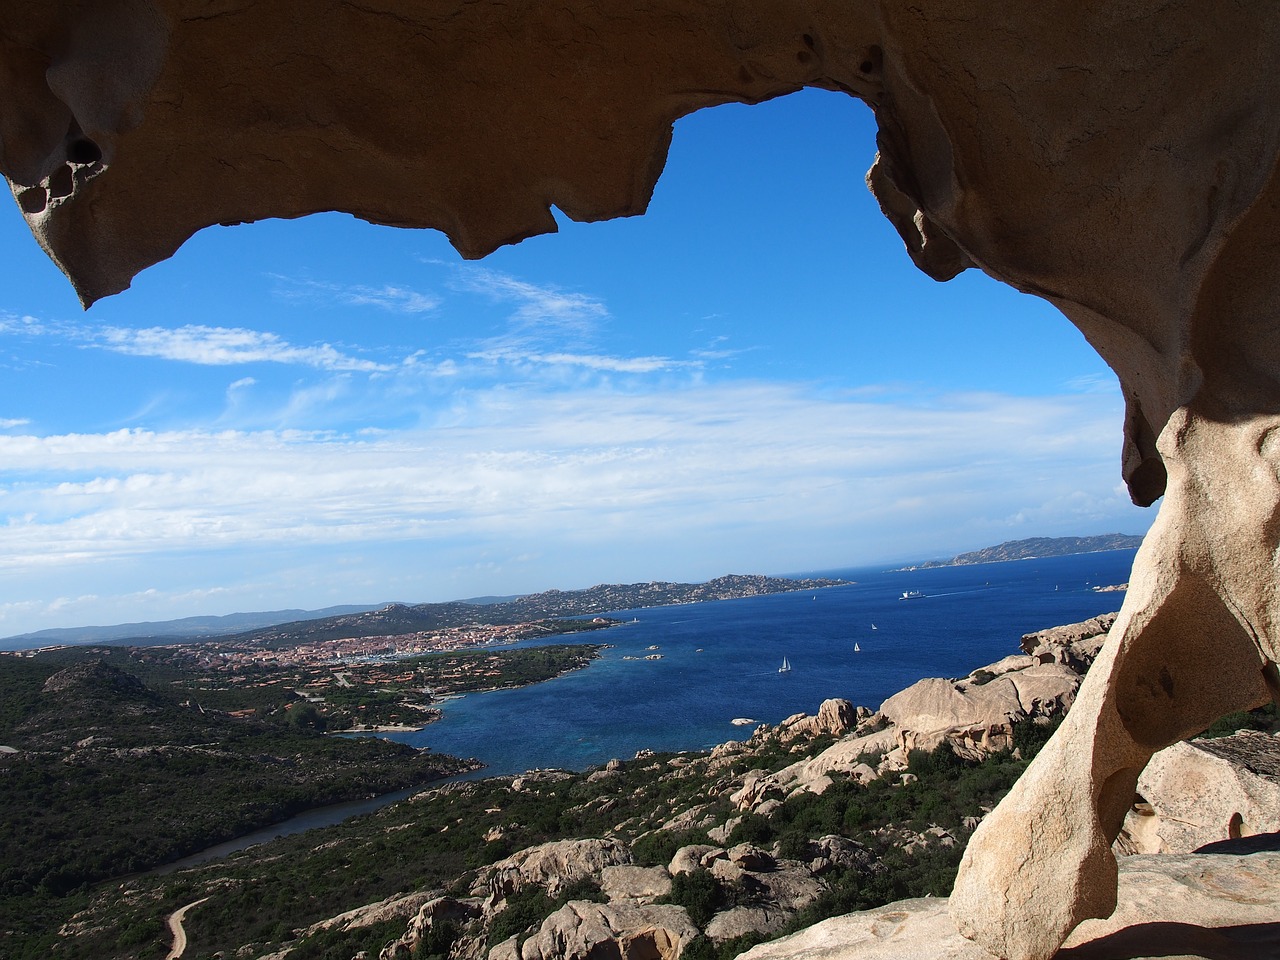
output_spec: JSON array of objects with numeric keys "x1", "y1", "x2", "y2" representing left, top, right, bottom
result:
[
  {"x1": 738, "y1": 849, "x2": 1280, "y2": 960},
  {"x1": 780, "y1": 699, "x2": 858, "y2": 743},
  {"x1": 501, "y1": 901, "x2": 699, "y2": 960},
  {"x1": 484, "y1": 838, "x2": 631, "y2": 900},
  {"x1": 5, "y1": 4, "x2": 1280, "y2": 958},
  {"x1": 1116, "y1": 730, "x2": 1280, "y2": 856}
]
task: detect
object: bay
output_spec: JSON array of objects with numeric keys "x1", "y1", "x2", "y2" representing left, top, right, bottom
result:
[{"x1": 378, "y1": 549, "x2": 1137, "y2": 775}]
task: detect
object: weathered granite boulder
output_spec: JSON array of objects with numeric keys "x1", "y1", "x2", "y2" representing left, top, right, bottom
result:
[
  {"x1": 1019, "y1": 615, "x2": 1115, "y2": 673},
  {"x1": 707, "y1": 818, "x2": 742, "y2": 846},
  {"x1": 1117, "y1": 731, "x2": 1280, "y2": 855},
  {"x1": 381, "y1": 896, "x2": 483, "y2": 960},
  {"x1": 485, "y1": 839, "x2": 631, "y2": 900},
  {"x1": 600, "y1": 865, "x2": 673, "y2": 904},
  {"x1": 879, "y1": 664, "x2": 1082, "y2": 761},
  {"x1": 771, "y1": 727, "x2": 898, "y2": 798},
  {"x1": 780, "y1": 699, "x2": 857, "y2": 742},
  {"x1": 706, "y1": 905, "x2": 790, "y2": 942},
  {"x1": 669, "y1": 845, "x2": 722, "y2": 877},
  {"x1": 516, "y1": 901, "x2": 699, "y2": 960},
  {"x1": 739, "y1": 851, "x2": 1280, "y2": 960},
  {"x1": 749, "y1": 863, "x2": 825, "y2": 912},
  {"x1": 305, "y1": 890, "x2": 441, "y2": 937},
  {"x1": 727, "y1": 844, "x2": 776, "y2": 872},
  {"x1": 731, "y1": 770, "x2": 776, "y2": 811},
  {"x1": 806, "y1": 836, "x2": 878, "y2": 878}
]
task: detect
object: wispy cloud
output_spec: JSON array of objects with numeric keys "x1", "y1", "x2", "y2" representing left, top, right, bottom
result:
[
  {"x1": 467, "y1": 348, "x2": 692, "y2": 375},
  {"x1": 0, "y1": 313, "x2": 50, "y2": 337},
  {"x1": 0, "y1": 311, "x2": 393, "y2": 373},
  {"x1": 95, "y1": 324, "x2": 391, "y2": 372},
  {"x1": 271, "y1": 276, "x2": 441, "y2": 313},
  {"x1": 1065, "y1": 372, "x2": 1120, "y2": 394},
  {"x1": 451, "y1": 267, "x2": 608, "y2": 339},
  {"x1": 444, "y1": 266, "x2": 697, "y2": 377},
  {"x1": 0, "y1": 418, "x2": 29, "y2": 428}
]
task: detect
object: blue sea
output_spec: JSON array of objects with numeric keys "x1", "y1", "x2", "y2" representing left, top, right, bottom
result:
[{"x1": 378, "y1": 550, "x2": 1136, "y2": 776}]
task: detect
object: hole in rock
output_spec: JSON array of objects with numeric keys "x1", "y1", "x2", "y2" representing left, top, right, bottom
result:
[
  {"x1": 860, "y1": 45, "x2": 883, "y2": 76},
  {"x1": 48, "y1": 165, "x2": 74, "y2": 200},
  {"x1": 67, "y1": 138, "x2": 102, "y2": 165},
  {"x1": 17, "y1": 187, "x2": 47, "y2": 215}
]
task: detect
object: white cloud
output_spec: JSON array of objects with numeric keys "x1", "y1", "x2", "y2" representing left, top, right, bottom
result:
[
  {"x1": 1, "y1": 311, "x2": 395, "y2": 373},
  {"x1": 467, "y1": 348, "x2": 690, "y2": 374},
  {"x1": 96, "y1": 324, "x2": 391, "y2": 372},
  {"x1": 451, "y1": 267, "x2": 608, "y2": 338},
  {"x1": 0, "y1": 383, "x2": 1146, "y2": 579},
  {"x1": 1065, "y1": 372, "x2": 1120, "y2": 394},
  {"x1": 271, "y1": 276, "x2": 441, "y2": 314},
  {"x1": 0, "y1": 418, "x2": 29, "y2": 428},
  {"x1": 0, "y1": 314, "x2": 49, "y2": 336}
]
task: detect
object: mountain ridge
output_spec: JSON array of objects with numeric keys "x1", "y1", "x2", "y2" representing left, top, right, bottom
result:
[
  {"x1": 912, "y1": 534, "x2": 1144, "y2": 569},
  {"x1": 4, "y1": 574, "x2": 850, "y2": 651}
]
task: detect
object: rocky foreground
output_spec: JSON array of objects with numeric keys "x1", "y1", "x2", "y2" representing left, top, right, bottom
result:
[{"x1": 45, "y1": 614, "x2": 1279, "y2": 960}]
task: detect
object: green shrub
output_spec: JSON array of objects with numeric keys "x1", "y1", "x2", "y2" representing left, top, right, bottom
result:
[
  {"x1": 487, "y1": 888, "x2": 557, "y2": 946},
  {"x1": 906, "y1": 743, "x2": 969, "y2": 778},
  {"x1": 1012, "y1": 715, "x2": 1063, "y2": 757},
  {"x1": 725, "y1": 813, "x2": 774, "y2": 847},
  {"x1": 631, "y1": 829, "x2": 710, "y2": 868},
  {"x1": 660, "y1": 868, "x2": 723, "y2": 927},
  {"x1": 556, "y1": 876, "x2": 605, "y2": 904},
  {"x1": 1196, "y1": 702, "x2": 1278, "y2": 739},
  {"x1": 413, "y1": 919, "x2": 459, "y2": 960}
]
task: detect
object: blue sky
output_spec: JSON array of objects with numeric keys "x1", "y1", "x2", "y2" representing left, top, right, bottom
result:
[{"x1": 0, "y1": 89, "x2": 1152, "y2": 636}]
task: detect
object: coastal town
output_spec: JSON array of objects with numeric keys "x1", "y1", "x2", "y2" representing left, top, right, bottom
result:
[{"x1": 123, "y1": 618, "x2": 616, "y2": 731}]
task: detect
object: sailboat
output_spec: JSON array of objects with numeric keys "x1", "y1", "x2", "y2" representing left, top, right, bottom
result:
[
  {"x1": 871, "y1": 623, "x2": 877, "y2": 630},
  {"x1": 854, "y1": 642, "x2": 861, "y2": 652},
  {"x1": 778, "y1": 656, "x2": 792, "y2": 673}
]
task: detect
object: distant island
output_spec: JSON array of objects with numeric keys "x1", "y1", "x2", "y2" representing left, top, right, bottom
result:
[{"x1": 903, "y1": 533, "x2": 1144, "y2": 570}]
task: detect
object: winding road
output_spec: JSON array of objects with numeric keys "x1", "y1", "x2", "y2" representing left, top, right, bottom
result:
[{"x1": 165, "y1": 897, "x2": 208, "y2": 960}]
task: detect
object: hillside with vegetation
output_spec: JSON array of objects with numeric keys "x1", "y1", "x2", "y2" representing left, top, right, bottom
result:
[
  {"x1": 915, "y1": 533, "x2": 1144, "y2": 568},
  {"x1": 0, "y1": 640, "x2": 605, "y2": 948},
  {"x1": 225, "y1": 575, "x2": 849, "y2": 649},
  {"x1": 25, "y1": 707, "x2": 1059, "y2": 960}
]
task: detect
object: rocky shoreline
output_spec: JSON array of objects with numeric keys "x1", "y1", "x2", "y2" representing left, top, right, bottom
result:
[{"x1": 362, "y1": 611, "x2": 1277, "y2": 960}]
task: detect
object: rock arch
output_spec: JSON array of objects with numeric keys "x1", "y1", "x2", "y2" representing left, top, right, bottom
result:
[{"x1": 4, "y1": 3, "x2": 1279, "y2": 958}]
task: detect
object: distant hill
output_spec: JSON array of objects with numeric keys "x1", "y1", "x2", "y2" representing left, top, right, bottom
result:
[
  {"x1": 224, "y1": 573, "x2": 850, "y2": 649},
  {"x1": 919, "y1": 534, "x2": 1144, "y2": 568},
  {"x1": 7, "y1": 574, "x2": 852, "y2": 653},
  {"x1": 0, "y1": 604, "x2": 385, "y2": 650}
]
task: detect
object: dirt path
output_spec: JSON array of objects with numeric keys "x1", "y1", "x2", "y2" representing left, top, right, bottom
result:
[{"x1": 165, "y1": 897, "x2": 208, "y2": 960}]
